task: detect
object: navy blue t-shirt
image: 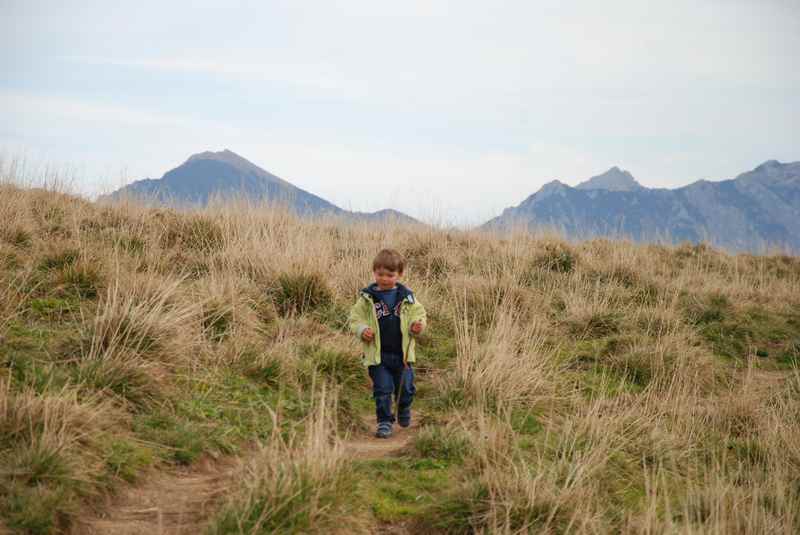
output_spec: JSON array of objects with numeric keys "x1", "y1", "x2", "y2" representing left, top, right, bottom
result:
[
  {"x1": 375, "y1": 287, "x2": 399, "y2": 310},
  {"x1": 374, "y1": 286, "x2": 402, "y2": 356}
]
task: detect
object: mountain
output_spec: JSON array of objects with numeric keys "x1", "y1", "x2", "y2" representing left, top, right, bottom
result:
[
  {"x1": 575, "y1": 166, "x2": 644, "y2": 192},
  {"x1": 482, "y1": 161, "x2": 800, "y2": 253},
  {"x1": 103, "y1": 149, "x2": 417, "y2": 223}
]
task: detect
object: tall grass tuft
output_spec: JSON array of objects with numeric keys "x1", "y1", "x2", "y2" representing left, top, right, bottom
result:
[
  {"x1": 0, "y1": 381, "x2": 126, "y2": 532},
  {"x1": 208, "y1": 385, "x2": 364, "y2": 534},
  {"x1": 450, "y1": 297, "x2": 559, "y2": 411},
  {"x1": 85, "y1": 275, "x2": 200, "y2": 363},
  {"x1": 273, "y1": 271, "x2": 333, "y2": 316}
]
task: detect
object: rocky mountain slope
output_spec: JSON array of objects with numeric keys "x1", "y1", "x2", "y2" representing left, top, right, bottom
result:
[
  {"x1": 483, "y1": 160, "x2": 800, "y2": 253},
  {"x1": 104, "y1": 149, "x2": 417, "y2": 224}
]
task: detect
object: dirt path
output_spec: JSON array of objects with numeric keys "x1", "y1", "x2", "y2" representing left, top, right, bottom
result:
[
  {"x1": 76, "y1": 414, "x2": 420, "y2": 534},
  {"x1": 72, "y1": 454, "x2": 240, "y2": 535},
  {"x1": 344, "y1": 414, "x2": 420, "y2": 460}
]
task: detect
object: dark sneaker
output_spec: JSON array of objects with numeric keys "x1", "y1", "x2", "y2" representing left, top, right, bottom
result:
[
  {"x1": 398, "y1": 408, "x2": 411, "y2": 428},
  {"x1": 375, "y1": 423, "x2": 393, "y2": 439}
]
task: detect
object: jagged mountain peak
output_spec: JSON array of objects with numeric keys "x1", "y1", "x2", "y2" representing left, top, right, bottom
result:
[
  {"x1": 738, "y1": 159, "x2": 800, "y2": 187},
  {"x1": 541, "y1": 179, "x2": 568, "y2": 190},
  {"x1": 754, "y1": 159, "x2": 781, "y2": 171},
  {"x1": 529, "y1": 179, "x2": 569, "y2": 200},
  {"x1": 576, "y1": 166, "x2": 643, "y2": 191}
]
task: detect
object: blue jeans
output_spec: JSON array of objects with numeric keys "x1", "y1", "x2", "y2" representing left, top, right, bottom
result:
[{"x1": 368, "y1": 352, "x2": 415, "y2": 425}]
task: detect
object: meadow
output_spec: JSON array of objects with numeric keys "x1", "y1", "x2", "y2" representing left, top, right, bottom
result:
[{"x1": 1, "y1": 177, "x2": 799, "y2": 534}]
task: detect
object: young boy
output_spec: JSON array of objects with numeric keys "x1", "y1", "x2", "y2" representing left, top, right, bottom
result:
[{"x1": 348, "y1": 249, "x2": 427, "y2": 438}]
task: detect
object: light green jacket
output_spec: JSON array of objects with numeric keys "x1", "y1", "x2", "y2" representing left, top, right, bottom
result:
[{"x1": 348, "y1": 286, "x2": 427, "y2": 367}]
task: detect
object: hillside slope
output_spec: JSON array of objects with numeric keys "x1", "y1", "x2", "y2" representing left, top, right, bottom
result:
[{"x1": 1, "y1": 183, "x2": 799, "y2": 534}]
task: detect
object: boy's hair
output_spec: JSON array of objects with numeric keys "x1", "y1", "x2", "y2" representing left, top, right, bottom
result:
[{"x1": 372, "y1": 249, "x2": 405, "y2": 273}]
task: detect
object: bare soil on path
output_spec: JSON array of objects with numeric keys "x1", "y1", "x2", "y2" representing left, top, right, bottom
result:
[
  {"x1": 343, "y1": 414, "x2": 420, "y2": 460},
  {"x1": 72, "y1": 454, "x2": 239, "y2": 535},
  {"x1": 75, "y1": 414, "x2": 421, "y2": 534}
]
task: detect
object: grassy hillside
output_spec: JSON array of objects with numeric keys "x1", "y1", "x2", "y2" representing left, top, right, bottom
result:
[{"x1": 1, "y1": 183, "x2": 799, "y2": 534}]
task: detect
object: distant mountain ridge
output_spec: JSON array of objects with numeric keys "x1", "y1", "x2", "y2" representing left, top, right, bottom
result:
[
  {"x1": 107, "y1": 151, "x2": 799, "y2": 252},
  {"x1": 483, "y1": 160, "x2": 800, "y2": 253},
  {"x1": 104, "y1": 150, "x2": 417, "y2": 224}
]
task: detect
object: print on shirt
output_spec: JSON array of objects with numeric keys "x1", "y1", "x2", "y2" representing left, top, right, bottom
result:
[{"x1": 374, "y1": 301, "x2": 402, "y2": 319}]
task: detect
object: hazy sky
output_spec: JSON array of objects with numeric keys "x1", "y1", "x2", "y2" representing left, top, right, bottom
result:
[{"x1": 2, "y1": 1, "x2": 799, "y2": 224}]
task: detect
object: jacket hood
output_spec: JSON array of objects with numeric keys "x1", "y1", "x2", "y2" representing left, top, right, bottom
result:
[{"x1": 361, "y1": 282, "x2": 415, "y2": 304}]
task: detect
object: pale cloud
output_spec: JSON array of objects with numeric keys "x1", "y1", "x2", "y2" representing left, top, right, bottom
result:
[
  {"x1": 1, "y1": 0, "x2": 798, "y2": 225},
  {"x1": 62, "y1": 56, "x2": 371, "y2": 98},
  {"x1": 1, "y1": 90, "x2": 232, "y2": 131}
]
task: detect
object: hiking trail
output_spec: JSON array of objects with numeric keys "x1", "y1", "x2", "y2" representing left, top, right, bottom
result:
[
  {"x1": 73, "y1": 454, "x2": 239, "y2": 535},
  {"x1": 343, "y1": 414, "x2": 419, "y2": 460},
  {"x1": 75, "y1": 413, "x2": 420, "y2": 534}
]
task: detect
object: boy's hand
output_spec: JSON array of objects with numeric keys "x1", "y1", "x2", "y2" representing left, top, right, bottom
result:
[
  {"x1": 361, "y1": 328, "x2": 375, "y2": 342},
  {"x1": 410, "y1": 321, "x2": 424, "y2": 335}
]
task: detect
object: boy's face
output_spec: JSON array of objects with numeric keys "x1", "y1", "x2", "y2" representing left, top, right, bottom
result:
[{"x1": 373, "y1": 267, "x2": 401, "y2": 290}]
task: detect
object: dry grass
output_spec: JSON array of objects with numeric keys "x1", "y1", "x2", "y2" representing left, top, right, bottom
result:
[
  {"x1": 207, "y1": 385, "x2": 367, "y2": 534},
  {"x1": 450, "y1": 299, "x2": 559, "y2": 410},
  {"x1": 0, "y1": 381, "x2": 128, "y2": 532},
  {"x1": 1, "y1": 174, "x2": 799, "y2": 533}
]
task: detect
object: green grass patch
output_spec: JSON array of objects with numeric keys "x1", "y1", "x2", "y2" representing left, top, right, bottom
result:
[
  {"x1": 1, "y1": 482, "x2": 72, "y2": 535},
  {"x1": 133, "y1": 412, "x2": 211, "y2": 465},
  {"x1": 28, "y1": 297, "x2": 79, "y2": 321},
  {"x1": 423, "y1": 379, "x2": 468, "y2": 413},
  {"x1": 310, "y1": 301, "x2": 350, "y2": 332},
  {"x1": 166, "y1": 368, "x2": 311, "y2": 454},
  {"x1": 682, "y1": 292, "x2": 730, "y2": 325},
  {"x1": 2, "y1": 227, "x2": 33, "y2": 248},
  {"x1": 421, "y1": 480, "x2": 487, "y2": 534},
  {"x1": 103, "y1": 439, "x2": 154, "y2": 483},
  {"x1": 510, "y1": 409, "x2": 544, "y2": 435},
  {"x1": 565, "y1": 363, "x2": 643, "y2": 399},
  {"x1": 242, "y1": 353, "x2": 282, "y2": 387},
  {"x1": 71, "y1": 357, "x2": 163, "y2": 410},
  {"x1": 0, "y1": 406, "x2": 104, "y2": 535},
  {"x1": 37, "y1": 249, "x2": 79, "y2": 272},
  {"x1": 415, "y1": 321, "x2": 457, "y2": 368},
  {"x1": 685, "y1": 299, "x2": 800, "y2": 366},
  {"x1": 293, "y1": 344, "x2": 368, "y2": 431},
  {"x1": 561, "y1": 337, "x2": 650, "y2": 394},
  {"x1": 296, "y1": 342, "x2": 363, "y2": 390},
  {"x1": 566, "y1": 312, "x2": 621, "y2": 339},
  {"x1": 138, "y1": 370, "x2": 287, "y2": 463},
  {"x1": 354, "y1": 457, "x2": 457, "y2": 524},
  {"x1": 0, "y1": 323, "x2": 74, "y2": 394},
  {"x1": 201, "y1": 302, "x2": 233, "y2": 343},
  {"x1": 3, "y1": 322, "x2": 51, "y2": 352},
  {"x1": 56, "y1": 262, "x2": 102, "y2": 299},
  {"x1": 3, "y1": 352, "x2": 71, "y2": 395},
  {"x1": 413, "y1": 426, "x2": 471, "y2": 461}
]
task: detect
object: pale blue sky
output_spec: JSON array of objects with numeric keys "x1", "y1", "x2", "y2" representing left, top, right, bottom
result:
[{"x1": 2, "y1": 0, "x2": 798, "y2": 224}]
